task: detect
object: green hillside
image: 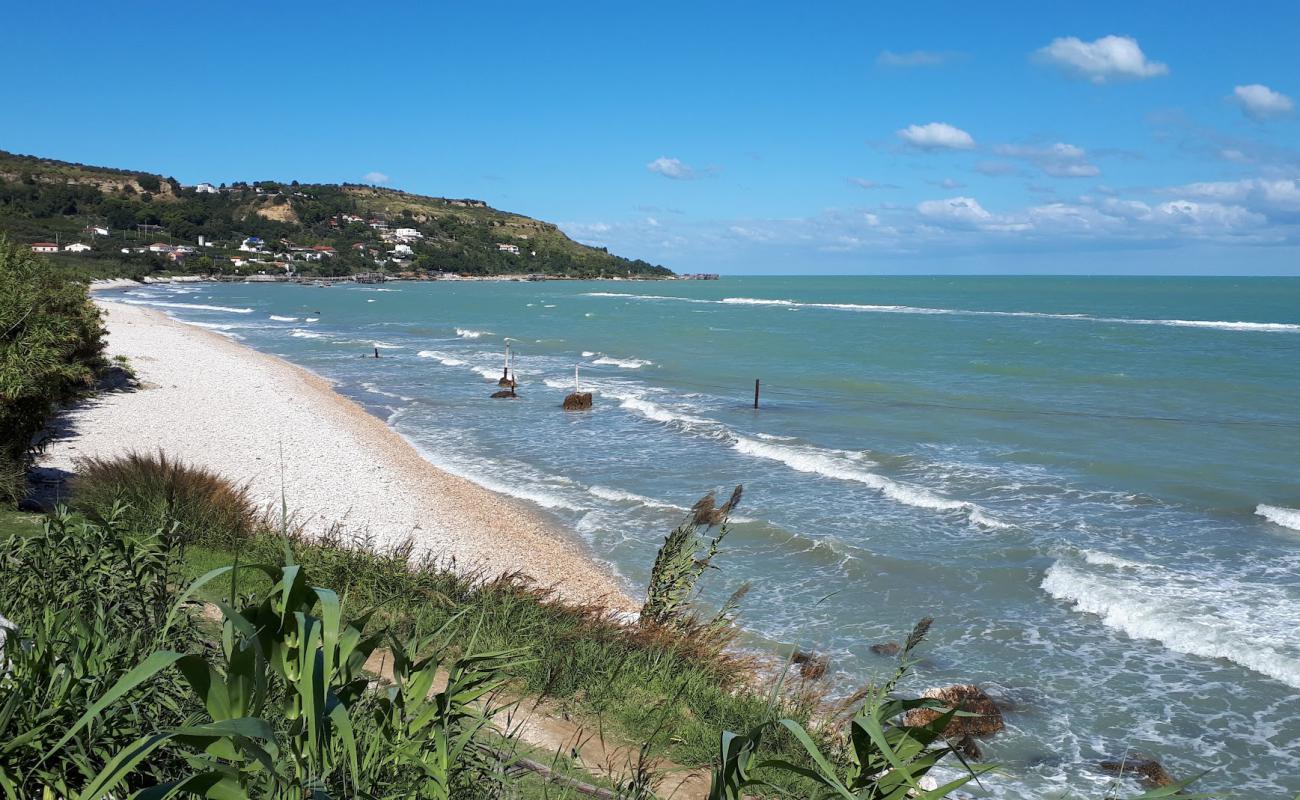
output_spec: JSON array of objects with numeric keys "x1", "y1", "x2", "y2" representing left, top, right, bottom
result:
[{"x1": 0, "y1": 150, "x2": 672, "y2": 279}]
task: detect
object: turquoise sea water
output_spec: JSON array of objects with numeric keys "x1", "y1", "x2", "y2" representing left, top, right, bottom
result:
[{"x1": 114, "y1": 277, "x2": 1300, "y2": 797}]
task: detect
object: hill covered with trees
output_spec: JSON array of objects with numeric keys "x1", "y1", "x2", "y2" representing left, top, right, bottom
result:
[{"x1": 0, "y1": 150, "x2": 672, "y2": 279}]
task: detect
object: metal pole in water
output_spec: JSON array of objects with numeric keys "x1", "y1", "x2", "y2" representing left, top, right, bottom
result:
[{"x1": 754, "y1": 378, "x2": 760, "y2": 409}]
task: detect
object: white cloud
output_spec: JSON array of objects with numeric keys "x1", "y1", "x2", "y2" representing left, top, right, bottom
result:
[
  {"x1": 876, "y1": 50, "x2": 959, "y2": 68},
  {"x1": 897, "y1": 122, "x2": 975, "y2": 151},
  {"x1": 362, "y1": 171, "x2": 390, "y2": 185},
  {"x1": 1231, "y1": 84, "x2": 1295, "y2": 121},
  {"x1": 1170, "y1": 178, "x2": 1300, "y2": 216},
  {"x1": 1035, "y1": 35, "x2": 1168, "y2": 83},
  {"x1": 995, "y1": 142, "x2": 1101, "y2": 177},
  {"x1": 647, "y1": 156, "x2": 696, "y2": 180}
]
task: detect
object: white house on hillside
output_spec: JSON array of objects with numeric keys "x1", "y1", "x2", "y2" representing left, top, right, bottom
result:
[
  {"x1": 496, "y1": 243, "x2": 520, "y2": 255},
  {"x1": 31, "y1": 243, "x2": 59, "y2": 253},
  {"x1": 394, "y1": 227, "x2": 423, "y2": 241},
  {"x1": 64, "y1": 243, "x2": 92, "y2": 253},
  {"x1": 194, "y1": 183, "x2": 219, "y2": 194}
]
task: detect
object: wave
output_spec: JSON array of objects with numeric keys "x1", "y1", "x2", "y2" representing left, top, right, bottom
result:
[
  {"x1": 181, "y1": 320, "x2": 237, "y2": 331},
  {"x1": 581, "y1": 351, "x2": 596, "y2": 357},
  {"x1": 732, "y1": 436, "x2": 1003, "y2": 526},
  {"x1": 305, "y1": 317, "x2": 320, "y2": 322},
  {"x1": 372, "y1": 342, "x2": 403, "y2": 349},
  {"x1": 360, "y1": 382, "x2": 413, "y2": 402},
  {"x1": 1257, "y1": 504, "x2": 1300, "y2": 532},
  {"x1": 592, "y1": 356, "x2": 653, "y2": 369},
  {"x1": 417, "y1": 350, "x2": 468, "y2": 366},
  {"x1": 269, "y1": 315, "x2": 298, "y2": 322},
  {"x1": 456, "y1": 328, "x2": 490, "y2": 339},
  {"x1": 588, "y1": 485, "x2": 689, "y2": 512},
  {"x1": 1042, "y1": 555, "x2": 1300, "y2": 688},
  {"x1": 290, "y1": 329, "x2": 325, "y2": 339},
  {"x1": 582, "y1": 293, "x2": 1300, "y2": 333},
  {"x1": 122, "y1": 300, "x2": 254, "y2": 314}
]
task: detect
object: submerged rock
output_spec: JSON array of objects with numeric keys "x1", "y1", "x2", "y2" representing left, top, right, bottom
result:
[
  {"x1": 870, "y1": 641, "x2": 901, "y2": 657},
  {"x1": 902, "y1": 684, "x2": 1005, "y2": 738},
  {"x1": 791, "y1": 649, "x2": 829, "y2": 679},
  {"x1": 490, "y1": 389, "x2": 518, "y2": 399},
  {"x1": 563, "y1": 391, "x2": 593, "y2": 410},
  {"x1": 1099, "y1": 757, "x2": 1176, "y2": 788}
]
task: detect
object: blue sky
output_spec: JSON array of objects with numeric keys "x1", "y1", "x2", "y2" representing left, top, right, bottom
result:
[{"x1": 3, "y1": 2, "x2": 1298, "y2": 274}]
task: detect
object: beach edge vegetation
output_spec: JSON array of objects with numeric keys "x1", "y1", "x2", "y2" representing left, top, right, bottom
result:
[{"x1": 0, "y1": 236, "x2": 105, "y2": 504}]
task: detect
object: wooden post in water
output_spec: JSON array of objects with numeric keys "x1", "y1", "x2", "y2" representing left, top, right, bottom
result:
[{"x1": 754, "y1": 378, "x2": 760, "y2": 409}]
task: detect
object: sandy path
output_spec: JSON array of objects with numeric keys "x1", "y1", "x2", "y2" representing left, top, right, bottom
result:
[{"x1": 40, "y1": 300, "x2": 634, "y2": 609}]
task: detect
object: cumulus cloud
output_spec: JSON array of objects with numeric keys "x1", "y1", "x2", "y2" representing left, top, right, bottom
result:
[
  {"x1": 876, "y1": 50, "x2": 961, "y2": 68},
  {"x1": 647, "y1": 157, "x2": 697, "y2": 180},
  {"x1": 1231, "y1": 84, "x2": 1295, "y2": 121},
  {"x1": 995, "y1": 142, "x2": 1101, "y2": 177},
  {"x1": 1035, "y1": 35, "x2": 1168, "y2": 83},
  {"x1": 897, "y1": 122, "x2": 975, "y2": 151},
  {"x1": 362, "y1": 171, "x2": 390, "y2": 185}
]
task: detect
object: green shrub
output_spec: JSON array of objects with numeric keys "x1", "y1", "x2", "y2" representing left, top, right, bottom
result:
[
  {"x1": 0, "y1": 507, "x2": 197, "y2": 795},
  {"x1": 0, "y1": 237, "x2": 105, "y2": 504},
  {"x1": 71, "y1": 450, "x2": 258, "y2": 546}
]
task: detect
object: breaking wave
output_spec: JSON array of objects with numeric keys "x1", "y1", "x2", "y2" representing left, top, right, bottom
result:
[
  {"x1": 1042, "y1": 553, "x2": 1300, "y2": 688},
  {"x1": 592, "y1": 356, "x2": 653, "y2": 369},
  {"x1": 290, "y1": 329, "x2": 325, "y2": 339},
  {"x1": 122, "y1": 300, "x2": 254, "y2": 314},
  {"x1": 269, "y1": 315, "x2": 298, "y2": 321},
  {"x1": 582, "y1": 293, "x2": 1300, "y2": 333},
  {"x1": 456, "y1": 328, "x2": 490, "y2": 339},
  {"x1": 417, "y1": 350, "x2": 468, "y2": 366},
  {"x1": 1257, "y1": 504, "x2": 1300, "y2": 532}
]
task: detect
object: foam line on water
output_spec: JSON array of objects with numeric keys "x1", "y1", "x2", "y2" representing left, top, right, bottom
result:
[
  {"x1": 456, "y1": 328, "x2": 491, "y2": 339},
  {"x1": 582, "y1": 293, "x2": 1300, "y2": 333},
  {"x1": 417, "y1": 350, "x2": 468, "y2": 366},
  {"x1": 592, "y1": 356, "x2": 653, "y2": 369},
  {"x1": 1042, "y1": 553, "x2": 1300, "y2": 688},
  {"x1": 731, "y1": 435, "x2": 1005, "y2": 527},
  {"x1": 1257, "y1": 504, "x2": 1300, "y2": 531},
  {"x1": 122, "y1": 299, "x2": 254, "y2": 314},
  {"x1": 269, "y1": 315, "x2": 299, "y2": 321}
]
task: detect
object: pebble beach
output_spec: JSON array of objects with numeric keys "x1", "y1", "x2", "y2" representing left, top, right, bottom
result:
[{"x1": 39, "y1": 300, "x2": 634, "y2": 609}]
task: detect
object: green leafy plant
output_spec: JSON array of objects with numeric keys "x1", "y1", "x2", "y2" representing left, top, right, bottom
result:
[
  {"x1": 640, "y1": 486, "x2": 743, "y2": 629},
  {"x1": 46, "y1": 547, "x2": 519, "y2": 800},
  {"x1": 709, "y1": 618, "x2": 994, "y2": 800}
]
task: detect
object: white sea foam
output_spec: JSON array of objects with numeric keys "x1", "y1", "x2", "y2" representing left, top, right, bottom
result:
[
  {"x1": 592, "y1": 356, "x2": 653, "y2": 369},
  {"x1": 617, "y1": 396, "x2": 717, "y2": 429},
  {"x1": 122, "y1": 300, "x2": 254, "y2": 314},
  {"x1": 269, "y1": 315, "x2": 298, "y2": 322},
  {"x1": 360, "y1": 382, "x2": 413, "y2": 402},
  {"x1": 1257, "y1": 504, "x2": 1300, "y2": 531},
  {"x1": 305, "y1": 317, "x2": 320, "y2": 322},
  {"x1": 290, "y1": 329, "x2": 325, "y2": 339},
  {"x1": 582, "y1": 293, "x2": 1300, "y2": 333},
  {"x1": 588, "y1": 485, "x2": 689, "y2": 512},
  {"x1": 1042, "y1": 556, "x2": 1300, "y2": 688},
  {"x1": 372, "y1": 342, "x2": 402, "y2": 349},
  {"x1": 182, "y1": 320, "x2": 237, "y2": 331},
  {"x1": 581, "y1": 351, "x2": 596, "y2": 357},
  {"x1": 473, "y1": 365, "x2": 503, "y2": 380},
  {"x1": 732, "y1": 435, "x2": 1002, "y2": 525},
  {"x1": 417, "y1": 350, "x2": 468, "y2": 366},
  {"x1": 457, "y1": 328, "x2": 490, "y2": 339},
  {"x1": 367, "y1": 299, "x2": 376, "y2": 303}
]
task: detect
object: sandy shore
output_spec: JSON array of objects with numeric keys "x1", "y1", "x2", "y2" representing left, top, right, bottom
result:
[{"x1": 40, "y1": 300, "x2": 634, "y2": 609}]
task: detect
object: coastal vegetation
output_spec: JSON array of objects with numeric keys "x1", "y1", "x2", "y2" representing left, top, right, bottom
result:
[
  {"x1": 0, "y1": 237, "x2": 105, "y2": 503},
  {"x1": 0, "y1": 449, "x2": 1189, "y2": 798},
  {"x1": 0, "y1": 150, "x2": 671, "y2": 280}
]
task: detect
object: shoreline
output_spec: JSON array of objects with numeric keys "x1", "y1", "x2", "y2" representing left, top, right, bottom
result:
[{"x1": 40, "y1": 300, "x2": 636, "y2": 610}]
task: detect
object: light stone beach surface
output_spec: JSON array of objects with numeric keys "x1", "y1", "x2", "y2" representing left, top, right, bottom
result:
[{"x1": 40, "y1": 300, "x2": 634, "y2": 609}]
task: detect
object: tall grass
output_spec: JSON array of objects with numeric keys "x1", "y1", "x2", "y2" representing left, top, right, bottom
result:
[
  {"x1": 0, "y1": 237, "x2": 105, "y2": 504},
  {"x1": 71, "y1": 450, "x2": 257, "y2": 546}
]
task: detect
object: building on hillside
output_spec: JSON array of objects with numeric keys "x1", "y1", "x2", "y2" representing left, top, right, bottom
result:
[
  {"x1": 392, "y1": 243, "x2": 413, "y2": 257},
  {"x1": 194, "y1": 182, "x2": 219, "y2": 194},
  {"x1": 312, "y1": 245, "x2": 336, "y2": 256},
  {"x1": 394, "y1": 227, "x2": 423, "y2": 241},
  {"x1": 148, "y1": 242, "x2": 173, "y2": 253},
  {"x1": 83, "y1": 225, "x2": 110, "y2": 237},
  {"x1": 30, "y1": 243, "x2": 59, "y2": 253},
  {"x1": 239, "y1": 236, "x2": 265, "y2": 252},
  {"x1": 63, "y1": 243, "x2": 92, "y2": 253},
  {"x1": 496, "y1": 243, "x2": 521, "y2": 255}
]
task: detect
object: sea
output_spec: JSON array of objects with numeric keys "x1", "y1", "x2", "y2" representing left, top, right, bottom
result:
[{"x1": 110, "y1": 276, "x2": 1300, "y2": 798}]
